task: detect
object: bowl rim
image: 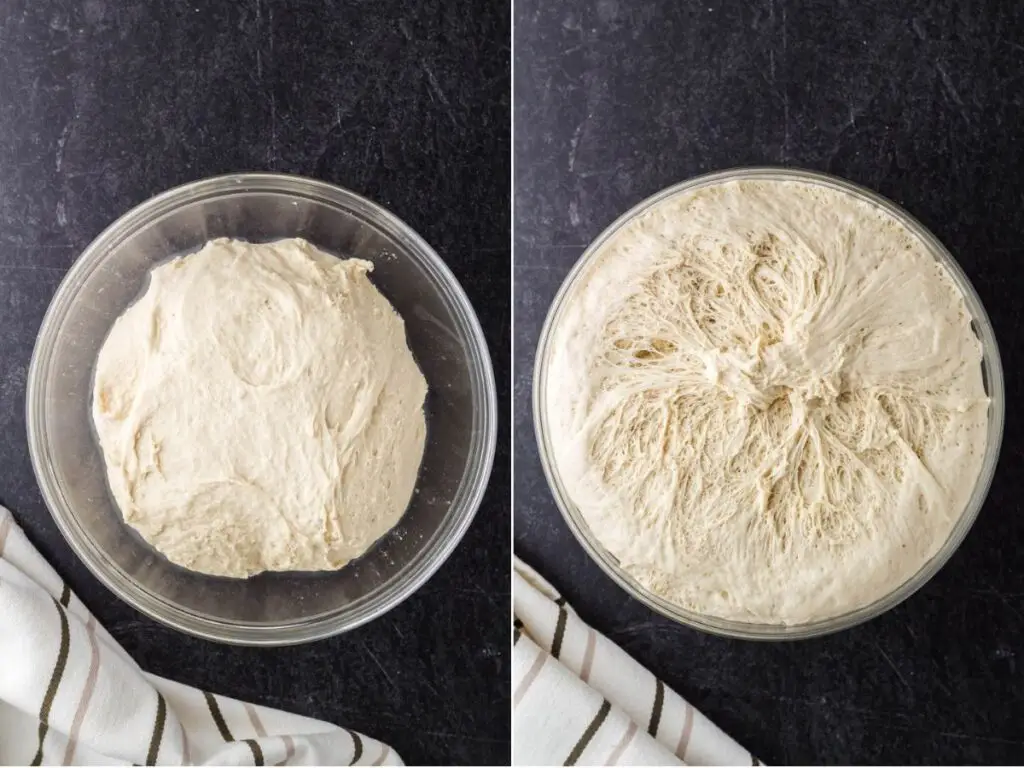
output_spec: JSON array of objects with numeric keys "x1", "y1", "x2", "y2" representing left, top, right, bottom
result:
[
  {"x1": 532, "y1": 165, "x2": 1005, "y2": 641},
  {"x1": 27, "y1": 171, "x2": 498, "y2": 646}
]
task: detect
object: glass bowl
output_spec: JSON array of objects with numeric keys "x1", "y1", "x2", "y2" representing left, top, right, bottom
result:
[
  {"x1": 27, "y1": 173, "x2": 497, "y2": 645},
  {"x1": 533, "y1": 167, "x2": 1004, "y2": 640}
]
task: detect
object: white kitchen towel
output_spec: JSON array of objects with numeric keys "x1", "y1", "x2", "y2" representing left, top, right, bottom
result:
[
  {"x1": 0, "y1": 506, "x2": 402, "y2": 766},
  {"x1": 513, "y1": 557, "x2": 760, "y2": 767}
]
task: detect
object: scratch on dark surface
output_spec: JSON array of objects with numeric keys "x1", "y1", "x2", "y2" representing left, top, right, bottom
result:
[
  {"x1": 999, "y1": 36, "x2": 1024, "y2": 54},
  {"x1": 421, "y1": 730, "x2": 508, "y2": 743},
  {"x1": 448, "y1": 586, "x2": 505, "y2": 610},
  {"x1": 0, "y1": 239, "x2": 76, "y2": 249},
  {"x1": 931, "y1": 670, "x2": 955, "y2": 699},
  {"x1": 360, "y1": 640, "x2": 398, "y2": 692},
  {"x1": 568, "y1": 120, "x2": 585, "y2": 171},
  {"x1": 525, "y1": 243, "x2": 591, "y2": 249},
  {"x1": 745, "y1": 693, "x2": 911, "y2": 719},
  {"x1": 420, "y1": 60, "x2": 459, "y2": 129},
  {"x1": 904, "y1": 622, "x2": 918, "y2": 643},
  {"x1": 828, "y1": 108, "x2": 856, "y2": 158},
  {"x1": 109, "y1": 620, "x2": 154, "y2": 634},
  {"x1": 780, "y1": 4, "x2": 789, "y2": 162},
  {"x1": 967, "y1": 588, "x2": 1024, "y2": 598},
  {"x1": 568, "y1": 199, "x2": 580, "y2": 226},
  {"x1": 871, "y1": 721, "x2": 1024, "y2": 746},
  {"x1": 984, "y1": 586, "x2": 1024, "y2": 623},
  {"x1": 266, "y1": 0, "x2": 276, "y2": 166},
  {"x1": 418, "y1": 674, "x2": 441, "y2": 699},
  {"x1": 577, "y1": 165, "x2": 622, "y2": 179},
  {"x1": 449, "y1": 585, "x2": 509, "y2": 597},
  {"x1": 936, "y1": 63, "x2": 965, "y2": 109},
  {"x1": 934, "y1": 731, "x2": 1024, "y2": 746},
  {"x1": 515, "y1": 264, "x2": 559, "y2": 273},
  {"x1": 874, "y1": 643, "x2": 911, "y2": 691},
  {"x1": 609, "y1": 620, "x2": 659, "y2": 636},
  {"x1": 268, "y1": 99, "x2": 277, "y2": 167},
  {"x1": 254, "y1": 0, "x2": 264, "y2": 78},
  {"x1": 55, "y1": 112, "x2": 78, "y2": 173},
  {"x1": 0, "y1": 264, "x2": 66, "y2": 274},
  {"x1": 912, "y1": 17, "x2": 926, "y2": 41}
]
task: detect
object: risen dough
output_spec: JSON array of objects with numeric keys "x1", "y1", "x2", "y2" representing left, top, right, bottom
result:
[
  {"x1": 546, "y1": 179, "x2": 989, "y2": 624},
  {"x1": 93, "y1": 237, "x2": 426, "y2": 578}
]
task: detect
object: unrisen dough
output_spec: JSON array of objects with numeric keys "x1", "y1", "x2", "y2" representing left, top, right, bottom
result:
[
  {"x1": 546, "y1": 179, "x2": 989, "y2": 624},
  {"x1": 93, "y1": 237, "x2": 427, "y2": 578}
]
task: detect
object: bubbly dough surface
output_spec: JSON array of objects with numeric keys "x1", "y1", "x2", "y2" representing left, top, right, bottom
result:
[
  {"x1": 546, "y1": 179, "x2": 989, "y2": 623},
  {"x1": 93, "y1": 237, "x2": 427, "y2": 578}
]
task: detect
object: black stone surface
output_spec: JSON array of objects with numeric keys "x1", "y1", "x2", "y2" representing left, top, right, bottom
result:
[
  {"x1": 515, "y1": 1, "x2": 1024, "y2": 765},
  {"x1": 0, "y1": 1, "x2": 510, "y2": 764}
]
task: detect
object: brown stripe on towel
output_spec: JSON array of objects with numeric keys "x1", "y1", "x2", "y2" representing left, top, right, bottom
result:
[
  {"x1": 62, "y1": 614, "x2": 101, "y2": 765},
  {"x1": 204, "y1": 691, "x2": 234, "y2": 741},
  {"x1": 605, "y1": 720, "x2": 638, "y2": 765},
  {"x1": 675, "y1": 701, "x2": 695, "y2": 760},
  {"x1": 564, "y1": 699, "x2": 611, "y2": 766},
  {"x1": 350, "y1": 731, "x2": 364, "y2": 764},
  {"x1": 648, "y1": 678, "x2": 664, "y2": 737},
  {"x1": 579, "y1": 629, "x2": 596, "y2": 683},
  {"x1": 550, "y1": 606, "x2": 568, "y2": 658},
  {"x1": 245, "y1": 738, "x2": 265, "y2": 766},
  {"x1": 513, "y1": 645, "x2": 548, "y2": 708},
  {"x1": 31, "y1": 596, "x2": 72, "y2": 766},
  {"x1": 145, "y1": 693, "x2": 167, "y2": 765},
  {"x1": 245, "y1": 702, "x2": 268, "y2": 738},
  {"x1": 275, "y1": 735, "x2": 296, "y2": 766}
]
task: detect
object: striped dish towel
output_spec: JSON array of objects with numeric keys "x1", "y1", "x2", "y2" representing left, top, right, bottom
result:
[
  {"x1": 513, "y1": 557, "x2": 759, "y2": 766},
  {"x1": 0, "y1": 507, "x2": 401, "y2": 766}
]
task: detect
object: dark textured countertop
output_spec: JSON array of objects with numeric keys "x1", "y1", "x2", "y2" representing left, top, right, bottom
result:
[
  {"x1": 515, "y1": 1, "x2": 1024, "y2": 765},
  {"x1": 0, "y1": 1, "x2": 510, "y2": 764}
]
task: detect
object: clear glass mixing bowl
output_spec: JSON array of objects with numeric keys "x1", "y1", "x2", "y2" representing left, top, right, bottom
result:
[
  {"x1": 534, "y1": 167, "x2": 1004, "y2": 640},
  {"x1": 27, "y1": 173, "x2": 497, "y2": 645}
]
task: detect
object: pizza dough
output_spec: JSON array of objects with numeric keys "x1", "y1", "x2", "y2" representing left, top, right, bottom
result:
[
  {"x1": 545, "y1": 179, "x2": 989, "y2": 624},
  {"x1": 92, "y1": 237, "x2": 427, "y2": 578}
]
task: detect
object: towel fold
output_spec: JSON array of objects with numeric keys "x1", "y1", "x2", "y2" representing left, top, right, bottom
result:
[
  {"x1": 513, "y1": 557, "x2": 759, "y2": 766},
  {"x1": 0, "y1": 506, "x2": 402, "y2": 766}
]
